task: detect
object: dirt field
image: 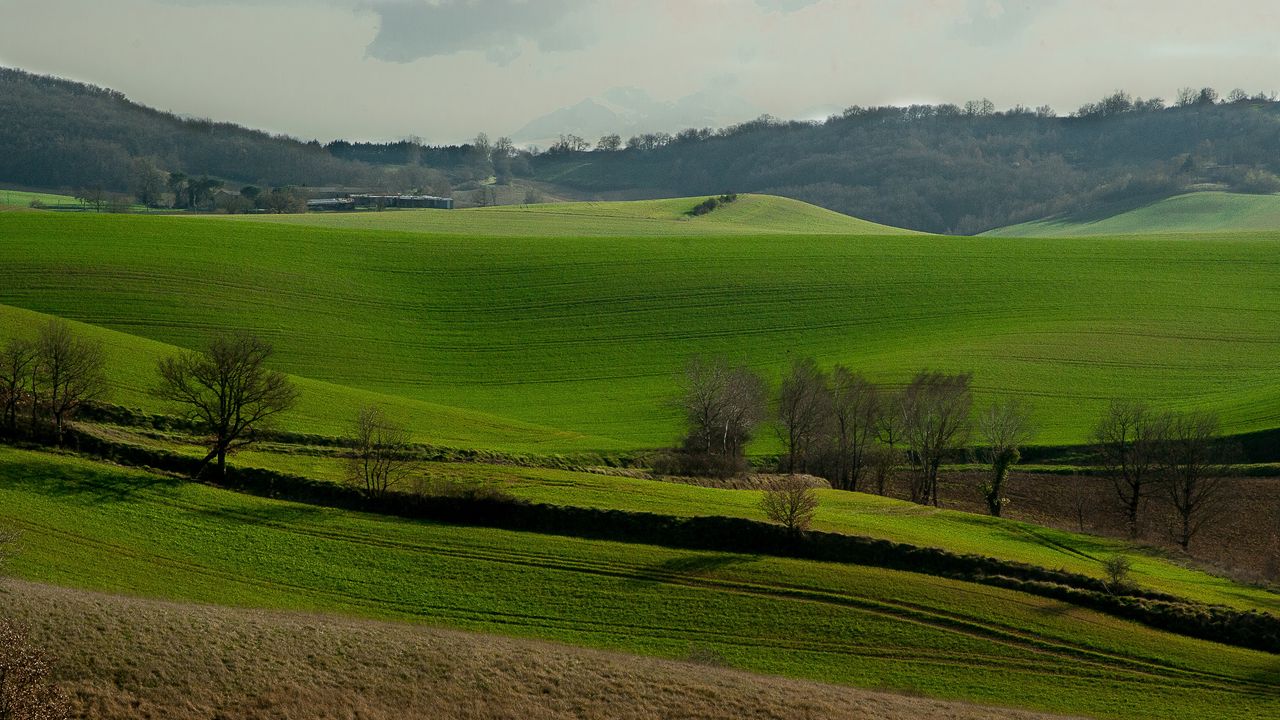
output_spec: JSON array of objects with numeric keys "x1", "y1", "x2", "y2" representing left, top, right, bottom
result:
[
  {"x1": 0, "y1": 580, "x2": 1082, "y2": 720},
  {"x1": 925, "y1": 470, "x2": 1280, "y2": 586}
]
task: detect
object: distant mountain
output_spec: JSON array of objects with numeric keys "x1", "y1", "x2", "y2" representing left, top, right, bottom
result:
[{"x1": 512, "y1": 86, "x2": 759, "y2": 147}]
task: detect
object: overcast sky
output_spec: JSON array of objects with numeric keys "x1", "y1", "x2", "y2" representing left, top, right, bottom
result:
[{"x1": 1, "y1": 0, "x2": 1277, "y2": 144}]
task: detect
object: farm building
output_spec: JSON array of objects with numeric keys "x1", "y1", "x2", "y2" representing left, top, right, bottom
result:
[
  {"x1": 351, "y1": 194, "x2": 454, "y2": 209},
  {"x1": 306, "y1": 197, "x2": 356, "y2": 211}
]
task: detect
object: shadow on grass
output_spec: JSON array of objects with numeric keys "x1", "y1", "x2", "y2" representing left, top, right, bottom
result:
[
  {"x1": 656, "y1": 553, "x2": 757, "y2": 576},
  {"x1": 0, "y1": 453, "x2": 182, "y2": 504}
]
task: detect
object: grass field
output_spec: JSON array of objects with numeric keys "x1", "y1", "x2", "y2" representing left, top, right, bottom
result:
[
  {"x1": 985, "y1": 192, "x2": 1280, "y2": 237},
  {"x1": 90, "y1": 426, "x2": 1280, "y2": 614},
  {"x1": 6, "y1": 581, "x2": 1074, "y2": 720},
  {"x1": 0, "y1": 187, "x2": 77, "y2": 207},
  {"x1": 1, "y1": 207, "x2": 1278, "y2": 450},
  {"x1": 216, "y1": 194, "x2": 916, "y2": 236},
  {"x1": 3, "y1": 447, "x2": 1278, "y2": 720}
]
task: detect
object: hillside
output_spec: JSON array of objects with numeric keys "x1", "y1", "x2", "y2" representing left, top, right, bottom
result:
[
  {"x1": 1, "y1": 210, "x2": 1279, "y2": 449},
  {"x1": 5, "y1": 580, "x2": 1074, "y2": 720},
  {"x1": 985, "y1": 192, "x2": 1280, "y2": 236},
  {"x1": 228, "y1": 194, "x2": 915, "y2": 236},
  {"x1": 4, "y1": 447, "x2": 1278, "y2": 720},
  {"x1": 9, "y1": 67, "x2": 1280, "y2": 233}
]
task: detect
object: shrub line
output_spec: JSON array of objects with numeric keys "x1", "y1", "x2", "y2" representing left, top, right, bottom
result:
[{"x1": 43, "y1": 427, "x2": 1280, "y2": 655}]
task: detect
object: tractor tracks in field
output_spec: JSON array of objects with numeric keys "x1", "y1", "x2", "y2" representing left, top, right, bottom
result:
[{"x1": 23, "y1": 481, "x2": 1275, "y2": 699}]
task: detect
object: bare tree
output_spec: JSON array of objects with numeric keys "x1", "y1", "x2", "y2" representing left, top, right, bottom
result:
[
  {"x1": 347, "y1": 405, "x2": 416, "y2": 497},
  {"x1": 675, "y1": 356, "x2": 762, "y2": 474},
  {"x1": 0, "y1": 619, "x2": 71, "y2": 720},
  {"x1": 760, "y1": 475, "x2": 821, "y2": 533},
  {"x1": 829, "y1": 366, "x2": 880, "y2": 491},
  {"x1": 777, "y1": 358, "x2": 831, "y2": 474},
  {"x1": 1092, "y1": 400, "x2": 1168, "y2": 538},
  {"x1": 0, "y1": 338, "x2": 36, "y2": 436},
  {"x1": 676, "y1": 356, "x2": 766, "y2": 463},
  {"x1": 976, "y1": 398, "x2": 1035, "y2": 517},
  {"x1": 1162, "y1": 411, "x2": 1232, "y2": 551},
  {"x1": 869, "y1": 391, "x2": 905, "y2": 495},
  {"x1": 154, "y1": 332, "x2": 299, "y2": 478},
  {"x1": 900, "y1": 371, "x2": 973, "y2": 506},
  {"x1": 33, "y1": 320, "x2": 107, "y2": 445}
]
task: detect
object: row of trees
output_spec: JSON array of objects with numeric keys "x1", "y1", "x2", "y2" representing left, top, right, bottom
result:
[
  {"x1": 0, "y1": 321, "x2": 106, "y2": 445},
  {"x1": 1092, "y1": 402, "x2": 1235, "y2": 549},
  {"x1": 673, "y1": 357, "x2": 1236, "y2": 550}
]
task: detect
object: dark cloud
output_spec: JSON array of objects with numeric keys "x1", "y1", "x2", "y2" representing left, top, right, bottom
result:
[{"x1": 364, "y1": 0, "x2": 595, "y2": 64}]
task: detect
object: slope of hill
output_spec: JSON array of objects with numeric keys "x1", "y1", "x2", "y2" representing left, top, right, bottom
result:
[
  {"x1": 0, "y1": 302, "x2": 610, "y2": 452},
  {"x1": 228, "y1": 194, "x2": 915, "y2": 236},
  {"x1": 102, "y1": 426, "x2": 1280, "y2": 613},
  {"x1": 8, "y1": 67, "x2": 1280, "y2": 234},
  {"x1": 2, "y1": 211, "x2": 1279, "y2": 449},
  {"x1": 985, "y1": 192, "x2": 1280, "y2": 236},
  {"x1": 6, "y1": 580, "x2": 1075, "y2": 720},
  {"x1": 4, "y1": 447, "x2": 1277, "y2": 720}
]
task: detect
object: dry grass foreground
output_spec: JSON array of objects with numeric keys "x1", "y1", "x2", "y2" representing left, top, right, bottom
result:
[{"x1": 0, "y1": 580, "x2": 1084, "y2": 720}]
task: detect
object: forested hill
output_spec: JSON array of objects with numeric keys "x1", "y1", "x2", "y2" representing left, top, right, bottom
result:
[
  {"x1": 0, "y1": 68, "x2": 463, "y2": 195},
  {"x1": 5, "y1": 65, "x2": 1280, "y2": 233},
  {"x1": 531, "y1": 94, "x2": 1280, "y2": 234}
]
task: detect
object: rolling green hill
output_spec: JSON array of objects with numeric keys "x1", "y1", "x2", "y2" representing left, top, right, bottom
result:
[
  {"x1": 4, "y1": 447, "x2": 1278, "y2": 720},
  {"x1": 985, "y1": 192, "x2": 1280, "y2": 236},
  {"x1": 1, "y1": 208, "x2": 1278, "y2": 449},
  {"x1": 216, "y1": 194, "x2": 916, "y2": 236},
  {"x1": 106, "y1": 427, "x2": 1280, "y2": 614}
]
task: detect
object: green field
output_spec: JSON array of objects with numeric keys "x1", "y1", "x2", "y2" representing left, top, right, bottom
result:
[
  {"x1": 985, "y1": 191, "x2": 1280, "y2": 237},
  {"x1": 2, "y1": 446, "x2": 1277, "y2": 720},
  {"x1": 123, "y1": 432, "x2": 1277, "y2": 613},
  {"x1": 1, "y1": 204, "x2": 1278, "y2": 449},
  {"x1": 216, "y1": 194, "x2": 916, "y2": 236},
  {"x1": 0, "y1": 187, "x2": 77, "y2": 207}
]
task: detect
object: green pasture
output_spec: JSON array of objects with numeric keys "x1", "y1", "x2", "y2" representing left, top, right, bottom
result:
[
  {"x1": 985, "y1": 191, "x2": 1280, "y2": 237},
  {"x1": 2, "y1": 447, "x2": 1277, "y2": 720},
  {"x1": 100, "y1": 430, "x2": 1280, "y2": 614},
  {"x1": 1, "y1": 208, "x2": 1278, "y2": 450},
  {"x1": 0, "y1": 188, "x2": 77, "y2": 207},
  {"x1": 213, "y1": 194, "x2": 914, "y2": 236}
]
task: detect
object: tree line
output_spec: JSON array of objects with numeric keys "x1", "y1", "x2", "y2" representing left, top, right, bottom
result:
[
  {"x1": 10, "y1": 66, "x2": 1280, "y2": 229},
  {"x1": 531, "y1": 87, "x2": 1280, "y2": 233},
  {"x1": 669, "y1": 356, "x2": 1238, "y2": 550}
]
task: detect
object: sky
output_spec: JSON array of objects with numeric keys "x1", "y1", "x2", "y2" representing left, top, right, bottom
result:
[{"x1": 1, "y1": 0, "x2": 1278, "y2": 144}]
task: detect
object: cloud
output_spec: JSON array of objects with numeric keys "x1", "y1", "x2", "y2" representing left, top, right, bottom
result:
[
  {"x1": 364, "y1": 0, "x2": 596, "y2": 64},
  {"x1": 754, "y1": 0, "x2": 823, "y2": 12},
  {"x1": 953, "y1": 0, "x2": 1055, "y2": 45}
]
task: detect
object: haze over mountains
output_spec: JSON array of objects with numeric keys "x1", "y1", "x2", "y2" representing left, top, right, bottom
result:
[{"x1": 512, "y1": 85, "x2": 760, "y2": 146}]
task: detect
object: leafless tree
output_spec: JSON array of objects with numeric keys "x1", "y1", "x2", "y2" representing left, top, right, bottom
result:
[
  {"x1": 777, "y1": 358, "x2": 831, "y2": 474},
  {"x1": 828, "y1": 366, "x2": 881, "y2": 491},
  {"x1": 760, "y1": 475, "x2": 821, "y2": 533},
  {"x1": 676, "y1": 356, "x2": 766, "y2": 464},
  {"x1": 976, "y1": 398, "x2": 1035, "y2": 517},
  {"x1": 347, "y1": 405, "x2": 417, "y2": 497},
  {"x1": 900, "y1": 371, "x2": 973, "y2": 506},
  {"x1": 1162, "y1": 411, "x2": 1232, "y2": 551},
  {"x1": 0, "y1": 338, "x2": 36, "y2": 435},
  {"x1": 1092, "y1": 400, "x2": 1168, "y2": 538},
  {"x1": 0, "y1": 619, "x2": 70, "y2": 720},
  {"x1": 154, "y1": 332, "x2": 299, "y2": 479},
  {"x1": 869, "y1": 391, "x2": 905, "y2": 495},
  {"x1": 33, "y1": 320, "x2": 107, "y2": 445}
]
